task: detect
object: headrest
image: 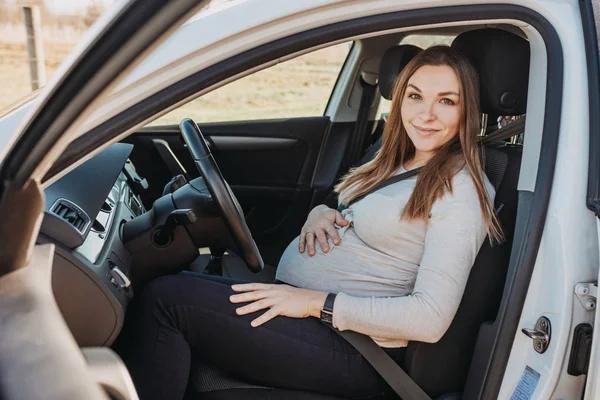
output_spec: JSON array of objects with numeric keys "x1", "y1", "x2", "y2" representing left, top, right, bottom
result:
[
  {"x1": 451, "y1": 28, "x2": 530, "y2": 117},
  {"x1": 378, "y1": 44, "x2": 422, "y2": 100}
]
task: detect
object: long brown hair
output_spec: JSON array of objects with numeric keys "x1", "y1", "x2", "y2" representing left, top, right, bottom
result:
[{"x1": 336, "y1": 46, "x2": 503, "y2": 243}]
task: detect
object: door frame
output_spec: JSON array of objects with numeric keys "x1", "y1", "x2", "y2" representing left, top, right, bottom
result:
[
  {"x1": 583, "y1": 0, "x2": 600, "y2": 397},
  {"x1": 39, "y1": 5, "x2": 563, "y2": 399},
  {"x1": 0, "y1": 1, "x2": 210, "y2": 399}
]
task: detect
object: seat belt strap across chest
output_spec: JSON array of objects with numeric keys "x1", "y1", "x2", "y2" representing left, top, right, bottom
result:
[{"x1": 338, "y1": 166, "x2": 422, "y2": 211}]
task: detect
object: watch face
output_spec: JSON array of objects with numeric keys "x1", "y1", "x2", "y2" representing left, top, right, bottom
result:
[{"x1": 320, "y1": 310, "x2": 333, "y2": 324}]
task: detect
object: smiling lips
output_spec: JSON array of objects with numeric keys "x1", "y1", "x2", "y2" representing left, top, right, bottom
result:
[{"x1": 412, "y1": 124, "x2": 440, "y2": 136}]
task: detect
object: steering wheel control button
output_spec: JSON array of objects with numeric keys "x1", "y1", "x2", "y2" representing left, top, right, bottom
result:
[{"x1": 109, "y1": 266, "x2": 131, "y2": 290}]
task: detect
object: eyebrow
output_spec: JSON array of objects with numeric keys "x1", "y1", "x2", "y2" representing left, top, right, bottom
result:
[
  {"x1": 407, "y1": 84, "x2": 459, "y2": 97},
  {"x1": 438, "y1": 91, "x2": 460, "y2": 97}
]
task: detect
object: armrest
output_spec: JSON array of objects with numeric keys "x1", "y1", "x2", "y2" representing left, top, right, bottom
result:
[{"x1": 82, "y1": 348, "x2": 139, "y2": 400}]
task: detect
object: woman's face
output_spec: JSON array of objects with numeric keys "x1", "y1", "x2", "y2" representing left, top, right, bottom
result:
[{"x1": 400, "y1": 64, "x2": 462, "y2": 161}]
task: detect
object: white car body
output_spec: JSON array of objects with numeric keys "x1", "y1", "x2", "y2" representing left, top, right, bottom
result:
[{"x1": 0, "y1": 0, "x2": 598, "y2": 399}]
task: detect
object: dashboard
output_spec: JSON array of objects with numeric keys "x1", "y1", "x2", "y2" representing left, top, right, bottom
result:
[{"x1": 38, "y1": 143, "x2": 147, "y2": 347}]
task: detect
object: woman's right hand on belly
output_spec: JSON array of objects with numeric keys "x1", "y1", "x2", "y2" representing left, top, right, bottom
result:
[{"x1": 299, "y1": 205, "x2": 349, "y2": 256}]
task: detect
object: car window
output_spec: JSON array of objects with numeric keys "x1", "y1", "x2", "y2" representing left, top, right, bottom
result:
[
  {"x1": 151, "y1": 42, "x2": 352, "y2": 125},
  {"x1": 400, "y1": 34, "x2": 454, "y2": 48}
]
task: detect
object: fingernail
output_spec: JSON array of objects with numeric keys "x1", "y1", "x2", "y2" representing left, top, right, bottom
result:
[
  {"x1": 334, "y1": 240, "x2": 340, "y2": 245},
  {"x1": 309, "y1": 252, "x2": 314, "y2": 256},
  {"x1": 251, "y1": 321, "x2": 257, "y2": 327},
  {"x1": 323, "y1": 248, "x2": 329, "y2": 253}
]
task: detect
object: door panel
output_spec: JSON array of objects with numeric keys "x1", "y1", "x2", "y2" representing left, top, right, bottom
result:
[{"x1": 124, "y1": 116, "x2": 335, "y2": 265}]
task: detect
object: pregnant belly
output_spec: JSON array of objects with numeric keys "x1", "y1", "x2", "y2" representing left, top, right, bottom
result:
[{"x1": 275, "y1": 230, "x2": 417, "y2": 297}]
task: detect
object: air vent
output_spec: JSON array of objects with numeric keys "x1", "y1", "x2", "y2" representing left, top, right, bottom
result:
[{"x1": 50, "y1": 199, "x2": 90, "y2": 234}]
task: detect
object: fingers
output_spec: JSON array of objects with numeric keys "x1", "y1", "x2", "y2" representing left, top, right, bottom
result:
[
  {"x1": 231, "y1": 283, "x2": 272, "y2": 292},
  {"x1": 306, "y1": 231, "x2": 328, "y2": 255},
  {"x1": 301, "y1": 209, "x2": 349, "y2": 255},
  {"x1": 299, "y1": 230, "x2": 306, "y2": 253},
  {"x1": 306, "y1": 231, "x2": 316, "y2": 256},
  {"x1": 251, "y1": 308, "x2": 279, "y2": 327},
  {"x1": 315, "y1": 231, "x2": 330, "y2": 253},
  {"x1": 235, "y1": 299, "x2": 274, "y2": 316},
  {"x1": 325, "y1": 225, "x2": 341, "y2": 246},
  {"x1": 335, "y1": 211, "x2": 349, "y2": 226},
  {"x1": 230, "y1": 290, "x2": 269, "y2": 303}
]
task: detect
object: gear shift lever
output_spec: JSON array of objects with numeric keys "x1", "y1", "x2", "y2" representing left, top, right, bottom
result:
[{"x1": 153, "y1": 209, "x2": 197, "y2": 247}]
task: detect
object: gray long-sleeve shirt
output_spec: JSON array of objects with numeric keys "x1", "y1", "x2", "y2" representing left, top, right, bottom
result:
[{"x1": 275, "y1": 168, "x2": 493, "y2": 348}]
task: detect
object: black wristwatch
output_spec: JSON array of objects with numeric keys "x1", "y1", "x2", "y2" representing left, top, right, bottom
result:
[{"x1": 320, "y1": 293, "x2": 337, "y2": 324}]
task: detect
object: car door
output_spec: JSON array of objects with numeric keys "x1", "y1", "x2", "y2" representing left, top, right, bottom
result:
[
  {"x1": 0, "y1": 1, "x2": 211, "y2": 399},
  {"x1": 123, "y1": 43, "x2": 353, "y2": 264}
]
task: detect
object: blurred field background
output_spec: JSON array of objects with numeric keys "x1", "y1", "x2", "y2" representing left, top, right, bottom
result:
[
  {"x1": 0, "y1": 2, "x2": 94, "y2": 110},
  {"x1": 0, "y1": 0, "x2": 452, "y2": 124}
]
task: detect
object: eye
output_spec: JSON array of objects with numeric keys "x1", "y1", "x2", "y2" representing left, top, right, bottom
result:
[
  {"x1": 408, "y1": 93, "x2": 422, "y2": 100},
  {"x1": 440, "y1": 98, "x2": 455, "y2": 105}
]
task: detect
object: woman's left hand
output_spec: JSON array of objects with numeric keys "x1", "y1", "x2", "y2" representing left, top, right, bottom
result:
[{"x1": 230, "y1": 283, "x2": 328, "y2": 327}]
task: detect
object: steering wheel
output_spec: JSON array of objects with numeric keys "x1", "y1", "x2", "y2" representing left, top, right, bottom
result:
[{"x1": 179, "y1": 118, "x2": 264, "y2": 272}]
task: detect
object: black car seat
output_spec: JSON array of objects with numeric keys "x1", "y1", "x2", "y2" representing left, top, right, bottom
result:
[
  {"x1": 185, "y1": 29, "x2": 529, "y2": 400},
  {"x1": 401, "y1": 28, "x2": 529, "y2": 398}
]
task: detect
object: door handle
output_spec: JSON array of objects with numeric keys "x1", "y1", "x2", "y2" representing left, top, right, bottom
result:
[{"x1": 521, "y1": 316, "x2": 551, "y2": 354}]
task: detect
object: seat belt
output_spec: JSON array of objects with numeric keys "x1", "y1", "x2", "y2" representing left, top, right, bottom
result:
[
  {"x1": 334, "y1": 166, "x2": 429, "y2": 399},
  {"x1": 329, "y1": 118, "x2": 526, "y2": 400},
  {"x1": 343, "y1": 72, "x2": 378, "y2": 171},
  {"x1": 335, "y1": 116, "x2": 525, "y2": 209},
  {"x1": 337, "y1": 166, "x2": 422, "y2": 211},
  {"x1": 480, "y1": 116, "x2": 526, "y2": 145},
  {"x1": 337, "y1": 330, "x2": 432, "y2": 400}
]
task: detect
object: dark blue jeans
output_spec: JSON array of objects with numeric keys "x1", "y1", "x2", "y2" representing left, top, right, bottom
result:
[{"x1": 124, "y1": 272, "x2": 401, "y2": 400}]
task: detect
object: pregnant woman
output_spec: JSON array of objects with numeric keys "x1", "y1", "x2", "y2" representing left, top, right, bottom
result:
[{"x1": 125, "y1": 45, "x2": 502, "y2": 400}]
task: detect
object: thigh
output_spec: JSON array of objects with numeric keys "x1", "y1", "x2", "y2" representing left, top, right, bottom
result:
[{"x1": 142, "y1": 273, "x2": 386, "y2": 399}]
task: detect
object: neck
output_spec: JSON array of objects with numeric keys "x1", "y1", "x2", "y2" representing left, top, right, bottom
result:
[{"x1": 405, "y1": 150, "x2": 433, "y2": 170}]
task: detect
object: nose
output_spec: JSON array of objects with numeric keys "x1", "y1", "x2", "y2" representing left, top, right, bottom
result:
[{"x1": 418, "y1": 101, "x2": 436, "y2": 122}]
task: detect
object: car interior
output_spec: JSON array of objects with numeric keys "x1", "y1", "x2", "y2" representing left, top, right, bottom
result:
[{"x1": 35, "y1": 22, "x2": 532, "y2": 400}]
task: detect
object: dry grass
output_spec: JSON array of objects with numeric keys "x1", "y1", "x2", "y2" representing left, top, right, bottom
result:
[
  {"x1": 0, "y1": 40, "x2": 78, "y2": 110},
  {"x1": 149, "y1": 43, "x2": 352, "y2": 125},
  {"x1": 0, "y1": 39, "x2": 351, "y2": 123}
]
